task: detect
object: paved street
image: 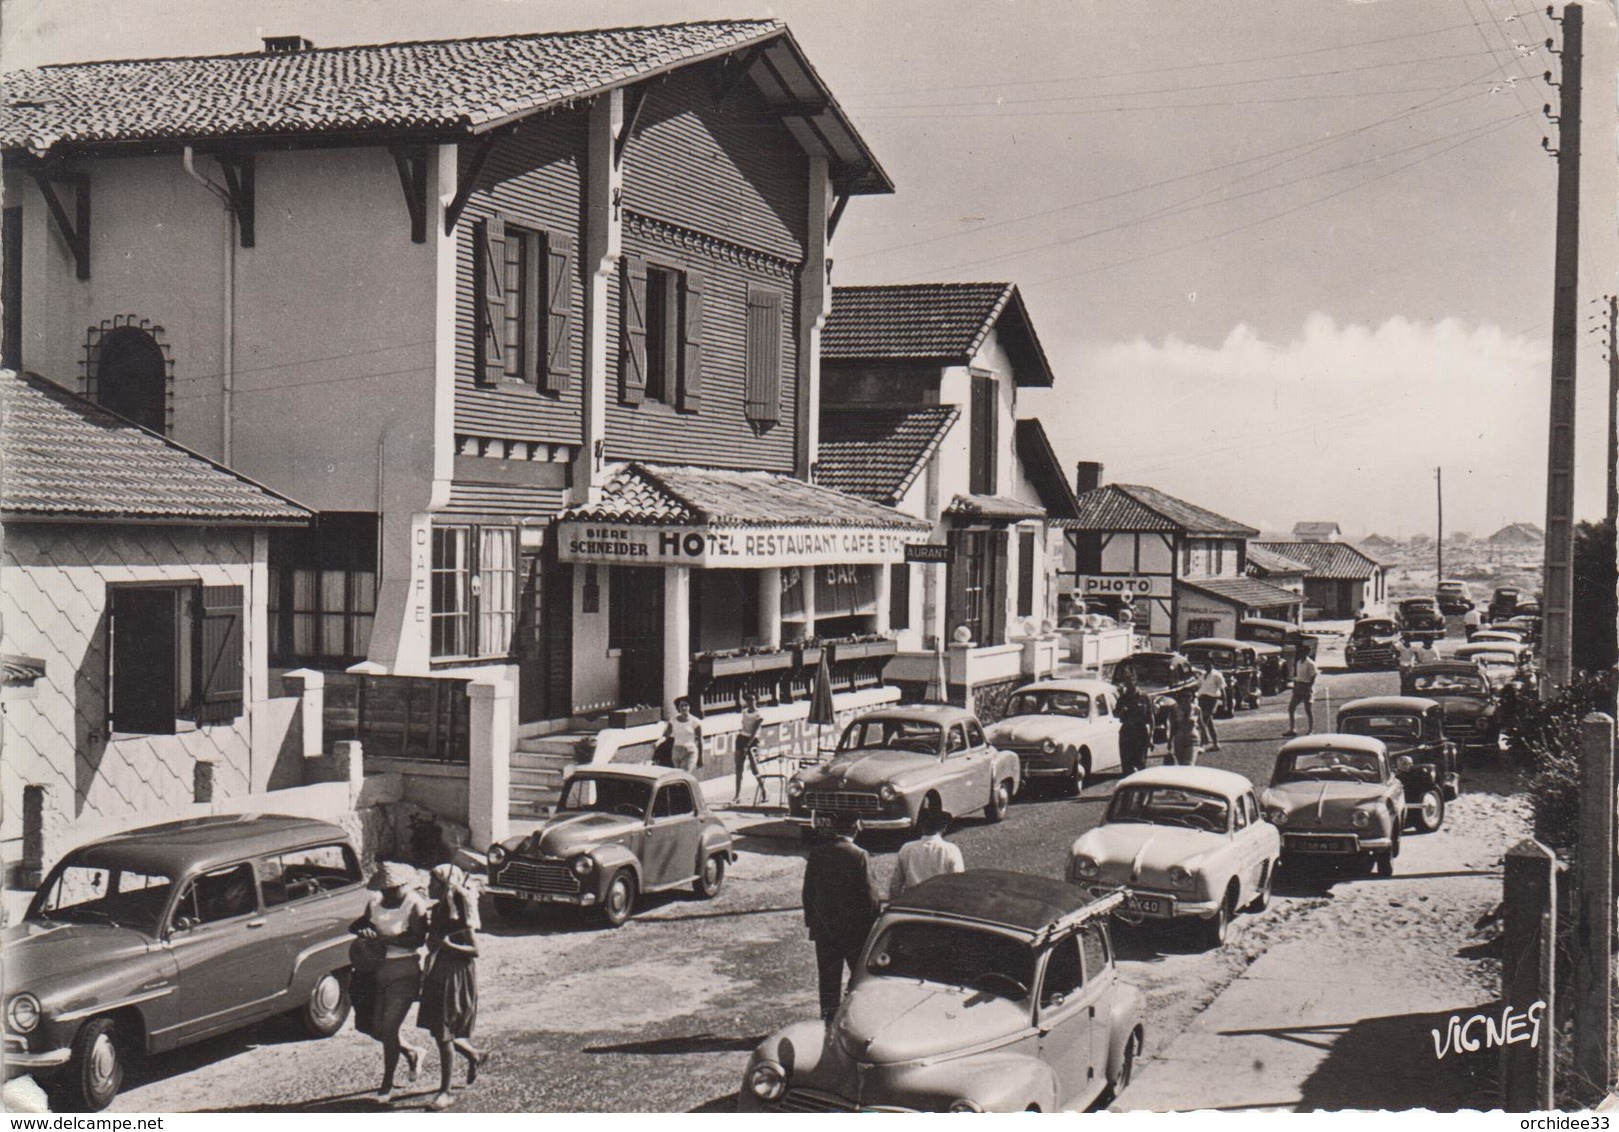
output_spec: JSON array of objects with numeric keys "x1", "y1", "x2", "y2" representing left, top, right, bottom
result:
[{"x1": 106, "y1": 654, "x2": 1525, "y2": 1113}]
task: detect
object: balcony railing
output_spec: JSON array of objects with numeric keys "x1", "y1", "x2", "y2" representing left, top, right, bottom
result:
[{"x1": 689, "y1": 636, "x2": 898, "y2": 714}]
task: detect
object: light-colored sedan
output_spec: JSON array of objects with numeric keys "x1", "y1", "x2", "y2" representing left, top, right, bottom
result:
[
  {"x1": 1261, "y1": 735, "x2": 1404, "y2": 876},
  {"x1": 984, "y1": 679, "x2": 1122, "y2": 794},
  {"x1": 1067, "y1": 766, "x2": 1280, "y2": 949}
]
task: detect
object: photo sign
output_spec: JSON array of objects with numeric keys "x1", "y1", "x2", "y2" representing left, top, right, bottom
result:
[
  {"x1": 1073, "y1": 574, "x2": 1172, "y2": 599},
  {"x1": 557, "y1": 521, "x2": 914, "y2": 568}
]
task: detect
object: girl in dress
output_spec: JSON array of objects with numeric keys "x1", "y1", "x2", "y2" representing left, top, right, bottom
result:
[
  {"x1": 419, "y1": 863, "x2": 488, "y2": 1110},
  {"x1": 350, "y1": 861, "x2": 429, "y2": 1103}
]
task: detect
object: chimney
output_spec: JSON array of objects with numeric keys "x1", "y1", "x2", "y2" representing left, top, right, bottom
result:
[
  {"x1": 1075, "y1": 461, "x2": 1103, "y2": 495},
  {"x1": 262, "y1": 35, "x2": 314, "y2": 53}
]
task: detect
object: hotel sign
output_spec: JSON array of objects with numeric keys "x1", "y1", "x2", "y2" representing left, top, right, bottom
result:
[
  {"x1": 1074, "y1": 574, "x2": 1172, "y2": 599},
  {"x1": 557, "y1": 521, "x2": 915, "y2": 568}
]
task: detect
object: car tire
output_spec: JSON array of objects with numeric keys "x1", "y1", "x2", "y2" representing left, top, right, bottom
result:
[
  {"x1": 1199, "y1": 889, "x2": 1233, "y2": 950},
  {"x1": 984, "y1": 779, "x2": 1012, "y2": 823},
  {"x1": 1412, "y1": 788, "x2": 1445, "y2": 834},
  {"x1": 1098, "y1": 1028, "x2": 1141, "y2": 1109},
  {"x1": 63, "y1": 1016, "x2": 124, "y2": 1113},
  {"x1": 300, "y1": 971, "x2": 351, "y2": 1038},
  {"x1": 694, "y1": 852, "x2": 726, "y2": 898},
  {"x1": 602, "y1": 870, "x2": 637, "y2": 927},
  {"x1": 1247, "y1": 863, "x2": 1274, "y2": 913}
]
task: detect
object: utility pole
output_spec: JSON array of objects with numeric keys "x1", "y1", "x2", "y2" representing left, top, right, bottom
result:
[
  {"x1": 1540, "y1": 2, "x2": 1581, "y2": 693},
  {"x1": 1436, "y1": 467, "x2": 1444, "y2": 584},
  {"x1": 1605, "y1": 295, "x2": 1616, "y2": 527}
]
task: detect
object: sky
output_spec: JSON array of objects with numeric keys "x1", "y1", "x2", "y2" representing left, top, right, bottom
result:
[{"x1": 3, "y1": 0, "x2": 1616, "y2": 538}]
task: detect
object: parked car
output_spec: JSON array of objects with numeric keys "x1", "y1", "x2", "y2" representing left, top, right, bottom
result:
[
  {"x1": 1471, "y1": 627, "x2": 1527, "y2": 646},
  {"x1": 786, "y1": 705, "x2": 1021, "y2": 834},
  {"x1": 1487, "y1": 586, "x2": 1522, "y2": 622},
  {"x1": 1499, "y1": 614, "x2": 1541, "y2": 645},
  {"x1": 984, "y1": 679, "x2": 1122, "y2": 795},
  {"x1": 1401, "y1": 661, "x2": 1502, "y2": 751},
  {"x1": 1452, "y1": 641, "x2": 1537, "y2": 696},
  {"x1": 1179, "y1": 638, "x2": 1265, "y2": 715},
  {"x1": 1435, "y1": 580, "x2": 1475, "y2": 614},
  {"x1": 1344, "y1": 617, "x2": 1402, "y2": 670},
  {"x1": 1395, "y1": 597, "x2": 1446, "y2": 643},
  {"x1": 486, "y1": 765, "x2": 734, "y2": 927},
  {"x1": 1236, "y1": 618, "x2": 1312, "y2": 693},
  {"x1": 1067, "y1": 766, "x2": 1280, "y2": 949},
  {"x1": 2, "y1": 815, "x2": 369, "y2": 1111},
  {"x1": 738, "y1": 870, "x2": 1144, "y2": 1113},
  {"x1": 1336, "y1": 696, "x2": 1460, "y2": 833},
  {"x1": 1108, "y1": 651, "x2": 1195, "y2": 741},
  {"x1": 1261, "y1": 735, "x2": 1405, "y2": 875}
]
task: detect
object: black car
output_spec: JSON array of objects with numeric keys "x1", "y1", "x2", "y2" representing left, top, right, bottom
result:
[
  {"x1": 1487, "y1": 587, "x2": 1521, "y2": 623},
  {"x1": 1344, "y1": 617, "x2": 1401, "y2": 670},
  {"x1": 1336, "y1": 696, "x2": 1460, "y2": 833},
  {"x1": 1401, "y1": 662, "x2": 1501, "y2": 751},
  {"x1": 1110, "y1": 651, "x2": 1195, "y2": 741},
  {"x1": 1395, "y1": 597, "x2": 1446, "y2": 643},
  {"x1": 1180, "y1": 638, "x2": 1266, "y2": 716},
  {"x1": 1236, "y1": 618, "x2": 1313, "y2": 694},
  {"x1": 1435, "y1": 580, "x2": 1474, "y2": 614}
]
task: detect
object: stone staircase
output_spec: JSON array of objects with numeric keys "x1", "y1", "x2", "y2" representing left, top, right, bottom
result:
[{"x1": 507, "y1": 731, "x2": 596, "y2": 825}]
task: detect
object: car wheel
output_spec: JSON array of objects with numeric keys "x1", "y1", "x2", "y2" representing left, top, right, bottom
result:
[
  {"x1": 1247, "y1": 864, "x2": 1274, "y2": 913},
  {"x1": 1412, "y1": 789, "x2": 1445, "y2": 834},
  {"x1": 1098, "y1": 1028, "x2": 1141, "y2": 1108},
  {"x1": 301, "y1": 971, "x2": 351, "y2": 1038},
  {"x1": 1199, "y1": 889, "x2": 1233, "y2": 950},
  {"x1": 602, "y1": 870, "x2": 637, "y2": 927},
  {"x1": 64, "y1": 1016, "x2": 124, "y2": 1113},
  {"x1": 694, "y1": 852, "x2": 726, "y2": 898},
  {"x1": 984, "y1": 779, "x2": 1012, "y2": 823}
]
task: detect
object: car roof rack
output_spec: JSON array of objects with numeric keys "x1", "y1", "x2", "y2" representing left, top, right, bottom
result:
[{"x1": 1027, "y1": 887, "x2": 1128, "y2": 948}]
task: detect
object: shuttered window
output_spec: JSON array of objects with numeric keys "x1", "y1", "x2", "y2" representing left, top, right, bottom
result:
[
  {"x1": 542, "y1": 231, "x2": 576, "y2": 393},
  {"x1": 745, "y1": 286, "x2": 783, "y2": 424},
  {"x1": 196, "y1": 586, "x2": 245, "y2": 723},
  {"x1": 476, "y1": 217, "x2": 576, "y2": 393},
  {"x1": 1017, "y1": 530, "x2": 1036, "y2": 619},
  {"x1": 890, "y1": 564, "x2": 911, "y2": 631},
  {"x1": 970, "y1": 372, "x2": 998, "y2": 495},
  {"x1": 107, "y1": 583, "x2": 244, "y2": 735},
  {"x1": 620, "y1": 255, "x2": 648, "y2": 405},
  {"x1": 502, "y1": 228, "x2": 527, "y2": 379},
  {"x1": 473, "y1": 216, "x2": 505, "y2": 385},
  {"x1": 621, "y1": 257, "x2": 703, "y2": 413}
]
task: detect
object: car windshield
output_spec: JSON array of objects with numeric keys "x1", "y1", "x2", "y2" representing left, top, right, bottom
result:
[
  {"x1": 1275, "y1": 749, "x2": 1383, "y2": 784},
  {"x1": 839, "y1": 719, "x2": 943, "y2": 755},
  {"x1": 1410, "y1": 672, "x2": 1489, "y2": 696},
  {"x1": 1243, "y1": 627, "x2": 1284, "y2": 643},
  {"x1": 866, "y1": 920, "x2": 1037, "y2": 1002},
  {"x1": 557, "y1": 776, "x2": 655, "y2": 819},
  {"x1": 1106, "y1": 785, "x2": 1231, "y2": 833},
  {"x1": 29, "y1": 862, "x2": 174, "y2": 934},
  {"x1": 1339, "y1": 714, "x2": 1423, "y2": 743},
  {"x1": 1183, "y1": 648, "x2": 1236, "y2": 668},
  {"x1": 1005, "y1": 690, "x2": 1090, "y2": 719},
  {"x1": 1354, "y1": 620, "x2": 1397, "y2": 638}
]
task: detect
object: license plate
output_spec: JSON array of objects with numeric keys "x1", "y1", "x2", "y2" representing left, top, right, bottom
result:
[
  {"x1": 811, "y1": 812, "x2": 836, "y2": 830},
  {"x1": 1290, "y1": 836, "x2": 1353, "y2": 853},
  {"x1": 514, "y1": 889, "x2": 552, "y2": 903},
  {"x1": 1124, "y1": 894, "x2": 1174, "y2": 917}
]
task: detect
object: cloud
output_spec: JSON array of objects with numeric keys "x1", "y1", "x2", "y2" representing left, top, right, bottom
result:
[{"x1": 1023, "y1": 313, "x2": 1573, "y2": 537}]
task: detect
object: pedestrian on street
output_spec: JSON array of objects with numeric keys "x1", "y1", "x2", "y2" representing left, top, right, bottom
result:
[
  {"x1": 1415, "y1": 639, "x2": 1441, "y2": 664},
  {"x1": 663, "y1": 696, "x2": 703, "y2": 775},
  {"x1": 733, "y1": 691, "x2": 765, "y2": 804},
  {"x1": 1463, "y1": 607, "x2": 1483, "y2": 640},
  {"x1": 1195, "y1": 662, "x2": 1225, "y2": 751},
  {"x1": 1284, "y1": 645, "x2": 1318, "y2": 737},
  {"x1": 801, "y1": 813, "x2": 879, "y2": 1022},
  {"x1": 1398, "y1": 637, "x2": 1420, "y2": 672},
  {"x1": 350, "y1": 861, "x2": 429, "y2": 1104},
  {"x1": 1115, "y1": 672, "x2": 1154, "y2": 776},
  {"x1": 888, "y1": 807, "x2": 963, "y2": 901},
  {"x1": 1167, "y1": 690, "x2": 1201, "y2": 766},
  {"x1": 419, "y1": 863, "x2": 489, "y2": 1111}
]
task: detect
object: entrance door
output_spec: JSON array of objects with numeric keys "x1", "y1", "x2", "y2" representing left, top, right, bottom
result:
[
  {"x1": 517, "y1": 546, "x2": 572, "y2": 724},
  {"x1": 611, "y1": 566, "x2": 664, "y2": 707}
]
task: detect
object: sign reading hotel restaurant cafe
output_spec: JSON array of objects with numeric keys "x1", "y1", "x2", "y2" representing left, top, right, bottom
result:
[
  {"x1": 558, "y1": 521, "x2": 914, "y2": 568},
  {"x1": 1074, "y1": 574, "x2": 1172, "y2": 599},
  {"x1": 904, "y1": 543, "x2": 952, "y2": 564}
]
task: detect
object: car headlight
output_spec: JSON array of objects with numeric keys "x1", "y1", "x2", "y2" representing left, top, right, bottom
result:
[
  {"x1": 948, "y1": 1099, "x2": 985, "y2": 1113},
  {"x1": 879, "y1": 783, "x2": 898, "y2": 803},
  {"x1": 1073, "y1": 855, "x2": 1100, "y2": 879},
  {"x1": 487, "y1": 844, "x2": 507, "y2": 867},
  {"x1": 1352, "y1": 809, "x2": 1372, "y2": 828},
  {"x1": 1167, "y1": 865, "x2": 1194, "y2": 890},
  {"x1": 787, "y1": 779, "x2": 806, "y2": 798},
  {"x1": 571, "y1": 855, "x2": 594, "y2": 876},
  {"x1": 7, "y1": 993, "x2": 40, "y2": 1034},
  {"x1": 747, "y1": 1060, "x2": 787, "y2": 1102},
  {"x1": 1265, "y1": 808, "x2": 1288, "y2": 826}
]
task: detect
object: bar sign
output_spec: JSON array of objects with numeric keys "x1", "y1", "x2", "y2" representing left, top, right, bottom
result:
[{"x1": 905, "y1": 543, "x2": 951, "y2": 564}]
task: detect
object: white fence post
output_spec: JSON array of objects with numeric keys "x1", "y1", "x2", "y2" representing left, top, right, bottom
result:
[
  {"x1": 468, "y1": 677, "x2": 514, "y2": 851},
  {"x1": 282, "y1": 668, "x2": 325, "y2": 759}
]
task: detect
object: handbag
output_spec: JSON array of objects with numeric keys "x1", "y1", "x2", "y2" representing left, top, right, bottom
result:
[{"x1": 349, "y1": 934, "x2": 388, "y2": 973}]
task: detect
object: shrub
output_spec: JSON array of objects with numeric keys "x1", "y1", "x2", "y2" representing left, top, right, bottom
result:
[{"x1": 1513, "y1": 672, "x2": 1618, "y2": 863}]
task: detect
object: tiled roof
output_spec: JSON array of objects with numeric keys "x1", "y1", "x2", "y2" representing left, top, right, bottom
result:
[
  {"x1": 1246, "y1": 544, "x2": 1310, "y2": 576},
  {"x1": 817, "y1": 405, "x2": 959, "y2": 504},
  {"x1": 1059, "y1": 484, "x2": 1257, "y2": 537},
  {"x1": 822, "y1": 283, "x2": 1056, "y2": 386},
  {"x1": 944, "y1": 494, "x2": 1046, "y2": 522},
  {"x1": 560, "y1": 462, "x2": 928, "y2": 529},
  {"x1": 1180, "y1": 576, "x2": 1304, "y2": 610},
  {"x1": 1254, "y1": 540, "x2": 1381, "y2": 581},
  {"x1": 1, "y1": 369, "x2": 311, "y2": 524},
  {"x1": 1292, "y1": 521, "x2": 1341, "y2": 538},
  {"x1": 0, "y1": 22, "x2": 891, "y2": 192},
  {"x1": 1013, "y1": 419, "x2": 1080, "y2": 520}
]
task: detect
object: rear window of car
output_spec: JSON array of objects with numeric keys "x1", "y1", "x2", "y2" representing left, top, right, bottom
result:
[
  {"x1": 1339, "y1": 714, "x2": 1422, "y2": 741},
  {"x1": 259, "y1": 843, "x2": 362, "y2": 906},
  {"x1": 1354, "y1": 621, "x2": 1397, "y2": 637}
]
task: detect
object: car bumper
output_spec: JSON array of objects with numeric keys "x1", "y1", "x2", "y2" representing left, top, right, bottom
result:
[
  {"x1": 1281, "y1": 832, "x2": 1394, "y2": 854},
  {"x1": 784, "y1": 814, "x2": 913, "y2": 830},
  {"x1": 1084, "y1": 884, "x2": 1218, "y2": 918},
  {"x1": 484, "y1": 884, "x2": 598, "y2": 908},
  {"x1": 3, "y1": 1046, "x2": 71, "y2": 1074}
]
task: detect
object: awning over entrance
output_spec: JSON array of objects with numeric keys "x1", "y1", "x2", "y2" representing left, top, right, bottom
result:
[
  {"x1": 944, "y1": 494, "x2": 1046, "y2": 523},
  {"x1": 557, "y1": 462, "x2": 928, "y2": 568}
]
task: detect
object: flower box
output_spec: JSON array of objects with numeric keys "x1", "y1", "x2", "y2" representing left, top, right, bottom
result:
[
  {"x1": 695, "y1": 650, "x2": 795, "y2": 681},
  {"x1": 793, "y1": 645, "x2": 824, "y2": 668},
  {"x1": 608, "y1": 705, "x2": 661, "y2": 729},
  {"x1": 832, "y1": 639, "x2": 899, "y2": 662}
]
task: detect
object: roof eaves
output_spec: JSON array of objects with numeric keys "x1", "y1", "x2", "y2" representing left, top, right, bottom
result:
[{"x1": 888, "y1": 405, "x2": 959, "y2": 505}]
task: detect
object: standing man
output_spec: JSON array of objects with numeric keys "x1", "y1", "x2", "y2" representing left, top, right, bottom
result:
[
  {"x1": 801, "y1": 813, "x2": 879, "y2": 1022},
  {"x1": 1415, "y1": 638, "x2": 1441, "y2": 665},
  {"x1": 1284, "y1": 644, "x2": 1318, "y2": 738},
  {"x1": 1195, "y1": 661, "x2": 1226, "y2": 752},
  {"x1": 1398, "y1": 637, "x2": 1420, "y2": 673},
  {"x1": 888, "y1": 808, "x2": 963, "y2": 901},
  {"x1": 1167, "y1": 690, "x2": 1202, "y2": 766},
  {"x1": 733, "y1": 692, "x2": 765, "y2": 804},
  {"x1": 1463, "y1": 606, "x2": 1483, "y2": 641},
  {"x1": 664, "y1": 697, "x2": 703, "y2": 775},
  {"x1": 1115, "y1": 671, "x2": 1154, "y2": 776}
]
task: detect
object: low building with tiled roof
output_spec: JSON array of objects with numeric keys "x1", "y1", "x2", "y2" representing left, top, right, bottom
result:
[
  {"x1": 1292, "y1": 521, "x2": 1342, "y2": 542},
  {"x1": 817, "y1": 405, "x2": 959, "y2": 505},
  {"x1": 822, "y1": 283, "x2": 1054, "y2": 385},
  {"x1": 1244, "y1": 543, "x2": 1309, "y2": 601},
  {"x1": 1, "y1": 369, "x2": 317, "y2": 877},
  {"x1": 1254, "y1": 540, "x2": 1388, "y2": 619},
  {"x1": 1177, "y1": 576, "x2": 1304, "y2": 635}
]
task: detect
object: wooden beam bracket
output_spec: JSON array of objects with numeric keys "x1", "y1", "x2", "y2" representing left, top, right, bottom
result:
[
  {"x1": 827, "y1": 192, "x2": 851, "y2": 239},
  {"x1": 443, "y1": 133, "x2": 501, "y2": 236},
  {"x1": 711, "y1": 44, "x2": 766, "y2": 105},
  {"x1": 390, "y1": 145, "x2": 429, "y2": 243},
  {"x1": 32, "y1": 169, "x2": 90, "y2": 280},
  {"x1": 615, "y1": 83, "x2": 652, "y2": 167},
  {"x1": 214, "y1": 152, "x2": 256, "y2": 247}
]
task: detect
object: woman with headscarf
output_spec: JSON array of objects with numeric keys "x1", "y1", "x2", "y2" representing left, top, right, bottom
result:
[
  {"x1": 418, "y1": 863, "x2": 488, "y2": 1110},
  {"x1": 350, "y1": 860, "x2": 429, "y2": 1103}
]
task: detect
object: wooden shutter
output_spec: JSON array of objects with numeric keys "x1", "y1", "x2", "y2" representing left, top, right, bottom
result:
[
  {"x1": 1017, "y1": 529, "x2": 1036, "y2": 618},
  {"x1": 678, "y1": 269, "x2": 705, "y2": 413},
  {"x1": 196, "y1": 585, "x2": 245, "y2": 723},
  {"x1": 473, "y1": 216, "x2": 506, "y2": 385},
  {"x1": 620, "y1": 255, "x2": 648, "y2": 404},
  {"x1": 945, "y1": 530, "x2": 971, "y2": 643},
  {"x1": 543, "y1": 230, "x2": 576, "y2": 392},
  {"x1": 745, "y1": 286, "x2": 782, "y2": 424}
]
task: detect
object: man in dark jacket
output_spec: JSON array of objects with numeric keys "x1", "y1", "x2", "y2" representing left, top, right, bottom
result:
[
  {"x1": 801, "y1": 813, "x2": 880, "y2": 1021},
  {"x1": 1115, "y1": 671, "x2": 1154, "y2": 776}
]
